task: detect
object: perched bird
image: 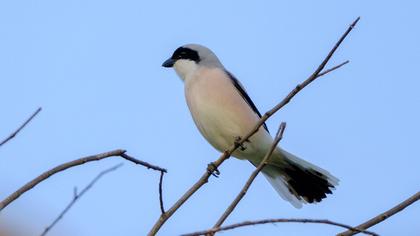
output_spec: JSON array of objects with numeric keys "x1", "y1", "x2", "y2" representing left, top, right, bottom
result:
[{"x1": 162, "y1": 44, "x2": 338, "y2": 208}]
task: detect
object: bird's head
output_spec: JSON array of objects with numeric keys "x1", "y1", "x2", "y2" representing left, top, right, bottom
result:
[{"x1": 162, "y1": 44, "x2": 223, "y2": 80}]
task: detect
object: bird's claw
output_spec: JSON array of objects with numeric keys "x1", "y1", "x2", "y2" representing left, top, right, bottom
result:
[
  {"x1": 234, "y1": 136, "x2": 248, "y2": 151},
  {"x1": 207, "y1": 162, "x2": 220, "y2": 178}
]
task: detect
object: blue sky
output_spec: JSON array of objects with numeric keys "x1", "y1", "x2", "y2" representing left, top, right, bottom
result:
[{"x1": 1, "y1": 1, "x2": 419, "y2": 235}]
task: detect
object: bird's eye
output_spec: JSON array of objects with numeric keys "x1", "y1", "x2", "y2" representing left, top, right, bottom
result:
[{"x1": 177, "y1": 52, "x2": 186, "y2": 59}]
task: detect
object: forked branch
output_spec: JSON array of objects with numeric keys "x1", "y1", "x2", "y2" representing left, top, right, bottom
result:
[
  {"x1": 0, "y1": 150, "x2": 167, "y2": 212},
  {"x1": 40, "y1": 164, "x2": 123, "y2": 236}
]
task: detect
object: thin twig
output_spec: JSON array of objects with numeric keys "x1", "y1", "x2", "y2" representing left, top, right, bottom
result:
[
  {"x1": 213, "y1": 122, "x2": 287, "y2": 228},
  {"x1": 120, "y1": 153, "x2": 167, "y2": 172},
  {"x1": 183, "y1": 218, "x2": 378, "y2": 236},
  {"x1": 121, "y1": 153, "x2": 167, "y2": 214},
  {"x1": 337, "y1": 191, "x2": 420, "y2": 236},
  {"x1": 0, "y1": 149, "x2": 167, "y2": 211},
  {"x1": 159, "y1": 171, "x2": 166, "y2": 214},
  {"x1": 317, "y1": 60, "x2": 349, "y2": 77},
  {"x1": 0, "y1": 107, "x2": 42, "y2": 147},
  {"x1": 40, "y1": 163, "x2": 123, "y2": 236},
  {"x1": 148, "y1": 17, "x2": 359, "y2": 236}
]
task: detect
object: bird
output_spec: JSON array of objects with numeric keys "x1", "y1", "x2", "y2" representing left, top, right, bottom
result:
[{"x1": 162, "y1": 44, "x2": 338, "y2": 208}]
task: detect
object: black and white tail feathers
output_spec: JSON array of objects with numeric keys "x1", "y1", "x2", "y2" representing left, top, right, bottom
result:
[{"x1": 258, "y1": 149, "x2": 338, "y2": 208}]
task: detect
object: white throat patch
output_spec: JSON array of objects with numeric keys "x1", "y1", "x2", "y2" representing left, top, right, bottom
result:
[{"x1": 173, "y1": 59, "x2": 198, "y2": 81}]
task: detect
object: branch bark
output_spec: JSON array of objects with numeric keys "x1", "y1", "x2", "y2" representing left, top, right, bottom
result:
[
  {"x1": 0, "y1": 149, "x2": 167, "y2": 211},
  {"x1": 40, "y1": 163, "x2": 123, "y2": 236},
  {"x1": 183, "y1": 218, "x2": 378, "y2": 236},
  {"x1": 148, "y1": 17, "x2": 359, "y2": 236},
  {"x1": 213, "y1": 122, "x2": 286, "y2": 228},
  {"x1": 0, "y1": 107, "x2": 42, "y2": 147},
  {"x1": 337, "y1": 191, "x2": 420, "y2": 236}
]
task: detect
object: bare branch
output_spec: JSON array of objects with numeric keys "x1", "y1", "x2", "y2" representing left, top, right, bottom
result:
[
  {"x1": 40, "y1": 163, "x2": 123, "y2": 236},
  {"x1": 337, "y1": 191, "x2": 420, "y2": 236},
  {"x1": 121, "y1": 153, "x2": 167, "y2": 214},
  {"x1": 0, "y1": 107, "x2": 42, "y2": 147},
  {"x1": 183, "y1": 218, "x2": 378, "y2": 236},
  {"x1": 0, "y1": 149, "x2": 166, "y2": 211},
  {"x1": 213, "y1": 122, "x2": 287, "y2": 228},
  {"x1": 148, "y1": 17, "x2": 359, "y2": 236},
  {"x1": 159, "y1": 171, "x2": 166, "y2": 214},
  {"x1": 317, "y1": 60, "x2": 349, "y2": 78},
  {"x1": 120, "y1": 153, "x2": 167, "y2": 172}
]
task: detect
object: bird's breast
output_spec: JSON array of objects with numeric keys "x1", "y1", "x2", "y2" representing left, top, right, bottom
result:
[{"x1": 184, "y1": 68, "x2": 272, "y2": 159}]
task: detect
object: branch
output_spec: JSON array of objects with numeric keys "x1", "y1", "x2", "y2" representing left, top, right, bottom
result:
[
  {"x1": 317, "y1": 60, "x2": 349, "y2": 77},
  {"x1": 0, "y1": 107, "x2": 42, "y2": 147},
  {"x1": 120, "y1": 153, "x2": 167, "y2": 214},
  {"x1": 40, "y1": 163, "x2": 123, "y2": 236},
  {"x1": 183, "y1": 218, "x2": 378, "y2": 236},
  {"x1": 213, "y1": 122, "x2": 287, "y2": 228},
  {"x1": 337, "y1": 191, "x2": 420, "y2": 236},
  {"x1": 0, "y1": 149, "x2": 167, "y2": 211},
  {"x1": 120, "y1": 153, "x2": 167, "y2": 172},
  {"x1": 148, "y1": 17, "x2": 359, "y2": 236},
  {"x1": 159, "y1": 171, "x2": 166, "y2": 214}
]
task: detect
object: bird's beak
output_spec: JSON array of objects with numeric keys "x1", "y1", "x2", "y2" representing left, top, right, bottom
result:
[{"x1": 162, "y1": 58, "x2": 175, "y2": 68}]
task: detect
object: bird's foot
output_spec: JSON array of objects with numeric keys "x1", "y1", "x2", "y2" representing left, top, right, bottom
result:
[
  {"x1": 207, "y1": 162, "x2": 220, "y2": 178},
  {"x1": 234, "y1": 136, "x2": 249, "y2": 151}
]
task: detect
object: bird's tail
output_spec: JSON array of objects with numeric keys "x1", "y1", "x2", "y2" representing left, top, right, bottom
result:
[{"x1": 257, "y1": 148, "x2": 338, "y2": 208}]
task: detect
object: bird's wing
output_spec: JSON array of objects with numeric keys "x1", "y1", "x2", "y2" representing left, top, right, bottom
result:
[{"x1": 225, "y1": 70, "x2": 269, "y2": 133}]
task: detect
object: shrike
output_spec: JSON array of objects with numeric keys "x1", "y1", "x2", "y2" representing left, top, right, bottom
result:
[{"x1": 162, "y1": 44, "x2": 338, "y2": 208}]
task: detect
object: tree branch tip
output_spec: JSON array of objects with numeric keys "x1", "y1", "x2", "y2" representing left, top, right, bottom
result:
[
  {"x1": 117, "y1": 149, "x2": 127, "y2": 154},
  {"x1": 279, "y1": 122, "x2": 287, "y2": 130},
  {"x1": 342, "y1": 60, "x2": 350, "y2": 65},
  {"x1": 0, "y1": 107, "x2": 44, "y2": 147},
  {"x1": 349, "y1": 17, "x2": 361, "y2": 29},
  {"x1": 317, "y1": 60, "x2": 350, "y2": 78},
  {"x1": 275, "y1": 122, "x2": 287, "y2": 139},
  {"x1": 354, "y1": 16, "x2": 361, "y2": 24}
]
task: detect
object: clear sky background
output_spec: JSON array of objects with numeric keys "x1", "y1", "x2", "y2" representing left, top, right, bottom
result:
[{"x1": 1, "y1": 1, "x2": 419, "y2": 236}]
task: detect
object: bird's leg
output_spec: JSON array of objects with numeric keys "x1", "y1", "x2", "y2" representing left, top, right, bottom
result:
[
  {"x1": 234, "y1": 136, "x2": 249, "y2": 151},
  {"x1": 207, "y1": 162, "x2": 220, "y2": 177}
]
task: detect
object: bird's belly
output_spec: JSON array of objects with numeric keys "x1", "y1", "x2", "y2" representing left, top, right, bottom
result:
[
  {"x1": 185, "y1": 72, "x2": 272, "y2": 160},
  {"x1": 190, "y1": 100, "x2": 241, "y2": 152}
]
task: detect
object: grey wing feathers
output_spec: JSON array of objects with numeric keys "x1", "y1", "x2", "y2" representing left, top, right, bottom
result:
[{"x1": 225, "y1": 70, "x2": 269, "y2": 133}]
